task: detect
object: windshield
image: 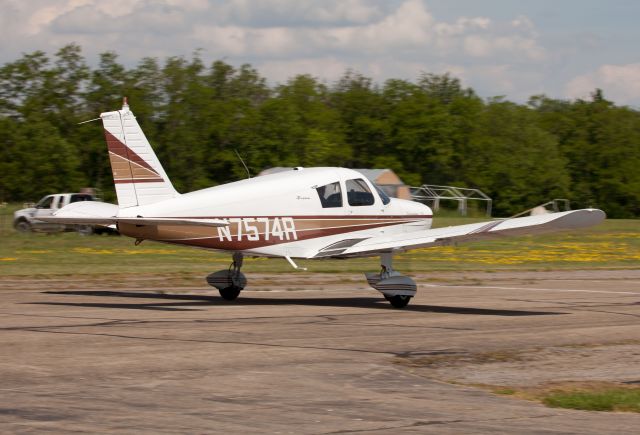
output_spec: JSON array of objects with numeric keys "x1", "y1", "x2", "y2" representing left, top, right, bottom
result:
[
  {"x1": 346, "y1": 178, "x2": 375, "y2": 206},
  {"x1": 374, "y1": 185, "x2": 391, "y2": 205}
]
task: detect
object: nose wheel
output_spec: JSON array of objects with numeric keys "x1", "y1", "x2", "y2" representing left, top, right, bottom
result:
[
  {"x1": 385, "y1": 294, "x2": 412, "y2": 308},
  {"x1": 219, "y1": 286, "x2": 242, "y2": 301},
  {"x1": 366, "y1": 253, "x2": 417, "y2": 308}
]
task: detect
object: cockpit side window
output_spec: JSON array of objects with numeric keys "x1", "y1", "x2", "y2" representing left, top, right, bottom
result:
[
  {"x1": 346, "y1": 178, "x2": 375, "y2": 206},
  {"x1": 374, "y1": 184, "x2": 391, "y2": 205},
  {"x1": 316, "y1": 182, "x2": 343, "y2": 208}
]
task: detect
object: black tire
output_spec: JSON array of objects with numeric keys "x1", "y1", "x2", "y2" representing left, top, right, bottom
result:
[
  {"x1": 14, "y1": 219, "x2": 31, "y2": 233},
  {"x1": 76, "y1": 225, "x2": 93, "y2": 236},
  {"x1": 219, "y1": 286, "x2": 242, "y2": 301},
  {"x1": 388, "y1": 295, "x2": 411, "y2": 308},
  {"x1": 93, "y1": 227, "x2": 119, "y2": 236}
]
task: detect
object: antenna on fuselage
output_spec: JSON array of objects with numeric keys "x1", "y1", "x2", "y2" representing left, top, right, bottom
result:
[{"x1": 234, "y1": 149, "x2": 251, "y2": 179}]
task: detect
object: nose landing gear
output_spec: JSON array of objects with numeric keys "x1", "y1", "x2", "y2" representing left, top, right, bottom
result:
[{"x1": 365, "y1": 253, "x2": 416, "y2": 308}]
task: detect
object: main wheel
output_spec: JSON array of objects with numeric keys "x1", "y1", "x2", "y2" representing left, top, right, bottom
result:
[
  {"x1": 219, "y1": 286, "x2": 242, "y2": 301},
  {"x1": 388, "y1": 295, "x2": 411, "y2": 308}
]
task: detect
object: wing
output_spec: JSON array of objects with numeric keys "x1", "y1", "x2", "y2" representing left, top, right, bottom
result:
[
  {"x1": 37, "y1": 201, "x2": 229, "y2": 228},
  {"x1": 319, "y1": 209, "x2": 605, "y2": 258}
]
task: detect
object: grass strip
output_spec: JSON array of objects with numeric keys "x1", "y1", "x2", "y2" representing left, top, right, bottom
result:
[
  {"x1": 2, "y1": 203, "x2": 639, "y2": 276},
  {"x1": 542, "y1": 388, "x2": 640, "y2": 412}
]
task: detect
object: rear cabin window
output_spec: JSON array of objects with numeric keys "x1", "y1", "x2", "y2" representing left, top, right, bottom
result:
[
  {"x1": 346, "y1": 179, "x2": 375, "y2": 206},
  {"x1": 316, "y1": 182, "x2": 343, "y2": 208}
]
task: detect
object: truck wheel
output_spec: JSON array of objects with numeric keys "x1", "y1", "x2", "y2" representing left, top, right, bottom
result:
[
  {"x1": 76, "y1": 225, "x2": 93, "y2": 236},
  {"x1": 14, "y1": 219, "x2": 31, "y2": 233}
]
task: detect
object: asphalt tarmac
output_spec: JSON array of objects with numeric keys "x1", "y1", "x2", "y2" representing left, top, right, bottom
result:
[{"x1": 1, "y1": 270, "x2": 639, "y2": 434}]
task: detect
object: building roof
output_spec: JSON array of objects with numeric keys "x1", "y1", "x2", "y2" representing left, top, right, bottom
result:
[
  {"x1": 259, "y1": 167, "x2": 394, "y2": 183},
  {"x1": 352, "y1": 169, "x2": 389, "y2": 181},
  {"x1": 258, "y1": 167, "x2": 296, "y2": 176}
]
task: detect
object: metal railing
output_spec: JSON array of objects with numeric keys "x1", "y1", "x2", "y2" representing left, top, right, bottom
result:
[
  {"x1": 508, "y1": 199, "x2": 571, "y2": 218},
  {"x1": 409, "y1": 184, "x2": 492, "y2": 216}
]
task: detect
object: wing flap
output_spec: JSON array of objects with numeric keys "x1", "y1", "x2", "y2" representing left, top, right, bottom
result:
[{"x1": 338, "y1": 209, "x2": 605, "y2": 256}]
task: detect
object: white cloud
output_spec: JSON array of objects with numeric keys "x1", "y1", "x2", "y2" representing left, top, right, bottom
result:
[
  {"x1": 213, "y1": 0, "x2": 386, "y2": 27},
  {"x1": 565, "y1": 63, "x2": 640, "y2": 104},
  {"x1": 317, "y1": 0, "x2": 434, "y2": 53},
  {"x1": 511, "y1": 15, "x2": 536, "y2": 34},
  {"x1": 0, "y1": 0, "x2": 563, "y2": 102},
  {"x1": 187, "y1": 0, "x2": 545, "y2": 63},
  {"x1": 463, "y1": 36, "x2": 491, "y2": 57},
  {"x1": 308, "y1": 0, "x2": 384, "y2": 25},
  {"x1": 259, "y1": 57, "x2": 349, "y2": 83},
  {"x1": 435, "y1": 16, "x2": 491, "y2": 38}
]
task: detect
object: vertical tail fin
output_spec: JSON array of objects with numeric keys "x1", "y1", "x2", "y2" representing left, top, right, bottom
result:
[{"x1": 100, "y1": 98, "x2": 178, "y2": 208}]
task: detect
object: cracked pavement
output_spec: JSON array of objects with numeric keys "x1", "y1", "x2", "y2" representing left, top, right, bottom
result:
[{"x1": 1, "y1": 270, "x2": 639, "y2": 433}]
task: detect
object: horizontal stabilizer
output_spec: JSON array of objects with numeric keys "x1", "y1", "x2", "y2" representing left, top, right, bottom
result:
[
  {"x1": 38, "y1": 201, "x2": 119, "y2": 225},
  {"x1": 116, "y1": 217, "x2": 229, "y2": 227},
  {"x1": 38, "y1": 201, "x2": 228, "y2": 227}
]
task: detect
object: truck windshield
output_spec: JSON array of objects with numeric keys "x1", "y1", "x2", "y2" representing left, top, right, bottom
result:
[{"x1": 36, "y1": 196, "x2": 54, "y2": 209}]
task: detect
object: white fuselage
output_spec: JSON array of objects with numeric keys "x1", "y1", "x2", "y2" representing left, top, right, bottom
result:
[{"x1": 116, "y1": 167, "x2": 432, "y2": 258}]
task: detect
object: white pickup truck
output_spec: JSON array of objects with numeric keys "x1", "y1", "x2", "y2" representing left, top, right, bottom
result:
[{"x1": 13, "y1": 193, "x2": 117, "y2": 235}]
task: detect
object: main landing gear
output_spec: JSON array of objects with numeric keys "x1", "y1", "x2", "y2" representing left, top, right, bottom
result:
[
  {"x1": 206, "y1": 252, "x2": 247, "y2": 301},
  {"x1": 206, "y1": 252, "x2": 415, "y2": 309},
  {"x1": 365, "y1": 253, "x2": 417, "y2": 309}
]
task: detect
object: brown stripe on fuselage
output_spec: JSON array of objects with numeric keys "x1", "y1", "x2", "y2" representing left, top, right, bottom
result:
[
  {"x1": 119, "y1": 216, "x2": 429, "y2": 251},
  {"x1": 150, "y1": 215, "x2": 432, "y2": 220}
]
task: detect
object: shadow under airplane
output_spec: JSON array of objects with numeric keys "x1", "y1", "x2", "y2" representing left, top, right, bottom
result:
[{"x1": 35, "y1": 290, "x2": 567, "y2": 316}]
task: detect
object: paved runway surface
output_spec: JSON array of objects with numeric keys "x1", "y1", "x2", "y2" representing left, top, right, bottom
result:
[{"x1": 1, "y1": 270, "x2": 639, "y2": 434}]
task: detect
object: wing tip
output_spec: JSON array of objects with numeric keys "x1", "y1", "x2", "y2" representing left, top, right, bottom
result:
[{"x1": 558, "y1": 208, "x2": 606, "y2": 229}]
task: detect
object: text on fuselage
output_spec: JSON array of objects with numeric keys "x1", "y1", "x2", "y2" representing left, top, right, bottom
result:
[{"x1": 217, "y1": 217, "x2": 298, "y2": 242}]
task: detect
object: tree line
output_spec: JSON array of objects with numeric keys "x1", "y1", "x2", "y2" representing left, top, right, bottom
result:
[{"x1": 1, "y1": 44, "x2": 638, "y2": 217}]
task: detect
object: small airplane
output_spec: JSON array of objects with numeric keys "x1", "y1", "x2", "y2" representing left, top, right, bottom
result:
[{"x1": 43, "y1": 99, "x2": 606, "y2": 308}]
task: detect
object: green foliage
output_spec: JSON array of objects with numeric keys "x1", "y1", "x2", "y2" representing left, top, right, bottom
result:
[
  {"x1": 0, "y1": 117, "x2": 83, "y2": 200},
  {"x1": 464, "y1": 100, "x2": 570, "y2": 215},
  {"x1": 531, "y1": 94, "x2": 640, "y2": 217},
  {"x1": 0, "y1": 45, "x2": 638, "y2": 217}
]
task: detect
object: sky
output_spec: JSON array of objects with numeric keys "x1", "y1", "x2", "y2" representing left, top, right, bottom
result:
[{"x1": 2, "y1": 0, "x2": 640, "y2": 105}]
